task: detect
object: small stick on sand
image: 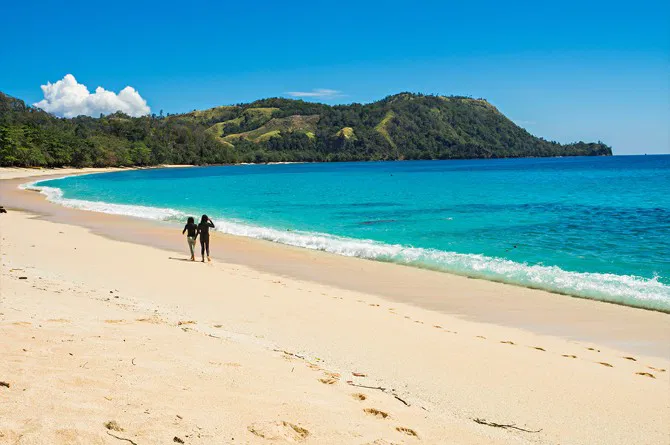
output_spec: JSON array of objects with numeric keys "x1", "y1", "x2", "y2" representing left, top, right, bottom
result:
[
  {"x1": 346, "y1": 381, "x2": 411, "y2": 406},
  {"x1": 106, "y1": 431, "x2": 139, "y2": 445},
  {"x1": 473, "y1": 418, "x2": 541, "y2": 433}
]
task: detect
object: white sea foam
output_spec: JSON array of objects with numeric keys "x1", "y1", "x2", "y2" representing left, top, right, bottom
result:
[
  {"x1": 23, "y1": 180, "x2": 670, "y2": 312},
  {"x1": 211, "y1": 219, "x2": 670, "y2": 312},
  {"x1": 22, "y1": 181, "x2": 186, "y2": 221}
]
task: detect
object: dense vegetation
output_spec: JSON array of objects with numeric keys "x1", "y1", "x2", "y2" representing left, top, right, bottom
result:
[{"x1": 0, "y1": 91, "x2": 611, "y2": 167}]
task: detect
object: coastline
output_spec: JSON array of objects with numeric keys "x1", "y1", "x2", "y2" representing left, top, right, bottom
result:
[
  {"x1": 1, "y1": 167, "x2": 668, "y2": 444},
  {"x1": 3, "y1": 168, "x2": 668, "y2": 357}
]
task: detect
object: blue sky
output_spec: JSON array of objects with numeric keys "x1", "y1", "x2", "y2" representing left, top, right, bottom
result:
[{"x1": 2, "y1": 0, "x2": 668, "y2": 154}]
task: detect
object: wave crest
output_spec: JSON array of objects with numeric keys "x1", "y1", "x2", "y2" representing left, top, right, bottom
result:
[{"x1": 23, "y1": 181, "x2": 186, "y2": 221}]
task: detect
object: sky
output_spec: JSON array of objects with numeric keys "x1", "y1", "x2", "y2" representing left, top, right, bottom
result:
[{"x1": 2, "y1": 0, "x2": 668, "y2": 154}]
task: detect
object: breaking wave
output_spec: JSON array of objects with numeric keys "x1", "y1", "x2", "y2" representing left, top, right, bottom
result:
[{"x1": 24, "y1": 179, "x2": 670, "y2": 312}]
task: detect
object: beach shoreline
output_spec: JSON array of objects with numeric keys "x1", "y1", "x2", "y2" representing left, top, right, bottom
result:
[
  {"x1": 2, "y1": 167, "x2": 668, "y2": 357},
  {"x1": 1, "y1": 167, "x2": 668, "y2": 444}
]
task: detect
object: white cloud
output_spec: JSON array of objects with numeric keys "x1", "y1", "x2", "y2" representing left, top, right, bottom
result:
[
  {"x1": 285, "y1": 88, "x2": 342, "y2": 99},
  {"x1": 34, "y1": 74, "x2": 150, "y2": 118}
]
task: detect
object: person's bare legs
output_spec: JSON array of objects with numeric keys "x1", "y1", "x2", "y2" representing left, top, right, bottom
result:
[{"x1": 188, "y1": 237, "x2": 195, "y2": 261}]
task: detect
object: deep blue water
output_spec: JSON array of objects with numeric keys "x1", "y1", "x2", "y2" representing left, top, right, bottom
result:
[{"x1": 30, "y1": 155, "x2": 670, "y2": 311}]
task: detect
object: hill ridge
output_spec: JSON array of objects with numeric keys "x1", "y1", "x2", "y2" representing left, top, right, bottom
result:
[{"x1": 0, "y1": 91, "x2": 611, "y2": 167}]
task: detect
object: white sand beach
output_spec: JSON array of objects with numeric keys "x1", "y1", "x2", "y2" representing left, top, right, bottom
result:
[{"x1": 0, "y1": 168, "x2": 668, "y2": 445}]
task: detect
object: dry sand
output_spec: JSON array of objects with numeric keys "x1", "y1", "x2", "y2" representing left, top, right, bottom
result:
[{"x1": 0, "y1": 168, "x2": 668, "y2": 444}]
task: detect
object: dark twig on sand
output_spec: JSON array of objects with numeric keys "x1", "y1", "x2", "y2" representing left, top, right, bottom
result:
[
  {"x1": 0, "y1": 381, "x2": 9, "y2": 388},
  {"x1": 346, "y1": 381, "x2": 411, "y2": 406},
  {"x1": 106, "y1": 431, "x2": 139, "y2": 444},
  {"x1": 347, "y1": 382, "x2": 386, "y2": 391},
  {"x1": 392, "y1": 394, "x2": 410, "y2": 406},
  {"x1": 473, "y1": 418, "x2": 541, "y2": 433}
]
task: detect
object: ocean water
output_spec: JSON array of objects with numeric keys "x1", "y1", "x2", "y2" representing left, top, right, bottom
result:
[{"x1": 28, "y1": 156, "x2": 670, "y2": 311}]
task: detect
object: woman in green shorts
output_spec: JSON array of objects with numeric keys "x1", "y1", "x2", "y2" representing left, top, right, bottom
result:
[{"x1": 182, "y1": 216, "x2": 198, "y2": 261}]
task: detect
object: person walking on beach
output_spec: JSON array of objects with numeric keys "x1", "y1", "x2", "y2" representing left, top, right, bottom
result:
[
  {"x1": 198, "y1": 214, "x2": 215, "y2": 262},
  {"x1": 182, "y1": 216, "x2": 198, "y2": 261}
]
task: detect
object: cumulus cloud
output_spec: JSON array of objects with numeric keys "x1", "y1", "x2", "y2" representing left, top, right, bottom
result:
[
  {"x1": 285, "y1": 88, "x2": 342, "y2": 99},
  {"x1": 34, "y1": 74, "x2": 150, "y2": 118}
]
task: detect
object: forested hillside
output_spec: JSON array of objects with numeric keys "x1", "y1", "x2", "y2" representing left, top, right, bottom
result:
[{"x1": 0, "y1": 91, "x2": 611, "y2": 167}]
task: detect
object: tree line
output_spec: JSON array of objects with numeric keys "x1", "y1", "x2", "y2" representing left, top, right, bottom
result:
[{"x1": 0, "y1": 91, "x2": 611, "y2": 167}]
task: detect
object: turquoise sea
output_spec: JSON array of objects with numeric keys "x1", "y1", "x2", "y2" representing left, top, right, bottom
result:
[{"x1": 28, "y1": 155, "x2": 670, "y2": 311}]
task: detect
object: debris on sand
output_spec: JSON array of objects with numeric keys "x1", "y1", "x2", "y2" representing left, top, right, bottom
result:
[
  {"x1": 0, "y1": 381, "x2": 10, "y2": 388},
  {"x1": 104, "y1": 420, "x2": 124, "y2": 432},
  {"x1": 173, "y1": 436, "x2": 185, "y2": 443}
]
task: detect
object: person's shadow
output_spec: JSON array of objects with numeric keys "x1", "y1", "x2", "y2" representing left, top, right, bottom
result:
[{"x1": 168, "y1": 257, "x2": 193, "y2": 262}]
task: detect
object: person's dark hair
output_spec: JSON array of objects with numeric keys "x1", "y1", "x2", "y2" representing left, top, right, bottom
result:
[
  {"x1": 187, "y1": 216, "x2": 194, "y2": 224},
  {"x1": 200, "y1": 214, "x2": 208, "y2": 224}
]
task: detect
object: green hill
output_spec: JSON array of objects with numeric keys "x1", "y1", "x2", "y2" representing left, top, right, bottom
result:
[{"x1": 0, "y1": 91, "x2": 611, "y2": 167}]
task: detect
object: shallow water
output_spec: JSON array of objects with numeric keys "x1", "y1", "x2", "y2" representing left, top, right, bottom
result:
[{"x1": 31, "y1": 155, "x2": 670, "y2": 311}]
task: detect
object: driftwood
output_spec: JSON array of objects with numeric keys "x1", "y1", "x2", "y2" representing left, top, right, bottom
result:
[
  {"x1": 473, "y1": 418, "x2": 541, "y2": 433},
  {"x1": 106, "y1": 431, "x2": 138, "y2": 444}
]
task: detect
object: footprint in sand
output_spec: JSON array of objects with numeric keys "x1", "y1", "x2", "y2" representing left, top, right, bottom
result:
[
  {"x1": 364, "y1": 408, "x2": 390, "y2": 419},
  {"x1": 248, "y1": 421, "x2": 310, "y2": 441},
  {"x1": 500, "y1": 341, "x2": 515, "y2": 345},
  {"x1": 177, "y1": 320, "x2": 196, "y2": 326},
  {"x1": 597, "y1": 362, "x2": 613, "y2": 367},
  {"x1": 396, "y1": 427, "x2": 419, "y2": 438},
  {"x1": 104, "y1": 320, "x2": 125, "y2": 324},
  {"x1": 635, "y1": 372, "x2": 655, "y2": 379},
  {"x1": 648, "y1": 366, "x2": 666, "y2": 372},
  {"x1": 352, "y1": 393, "x2": 367, "y2": 401},
  {"x1": 369, "y1": 304, "x2": 380, "y2": 307},
  {"x1": 622, "y1": 356, "x2": 637, "y2": 361},
  {"x1": 319, "y1": 378, "x2": 338, "y2": 385},
  {"x1": 136, "y1": 317, "x2": 164, "y2": 324},
  {"x1": 476, "y1": 335, "x2": 486, "y2": 339},
  {"x1": 562, "y1": 354, "x2": 577, "y2": 359},
  {"x1": 433, "y1": 325, "x2": 442, "y2": 329},
  {"x1": 587, "y1": 347, "x2": 601, "y2": 352},
  {"x1": 532, "y1": 346, "x2": 546, "y2": 351}
]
